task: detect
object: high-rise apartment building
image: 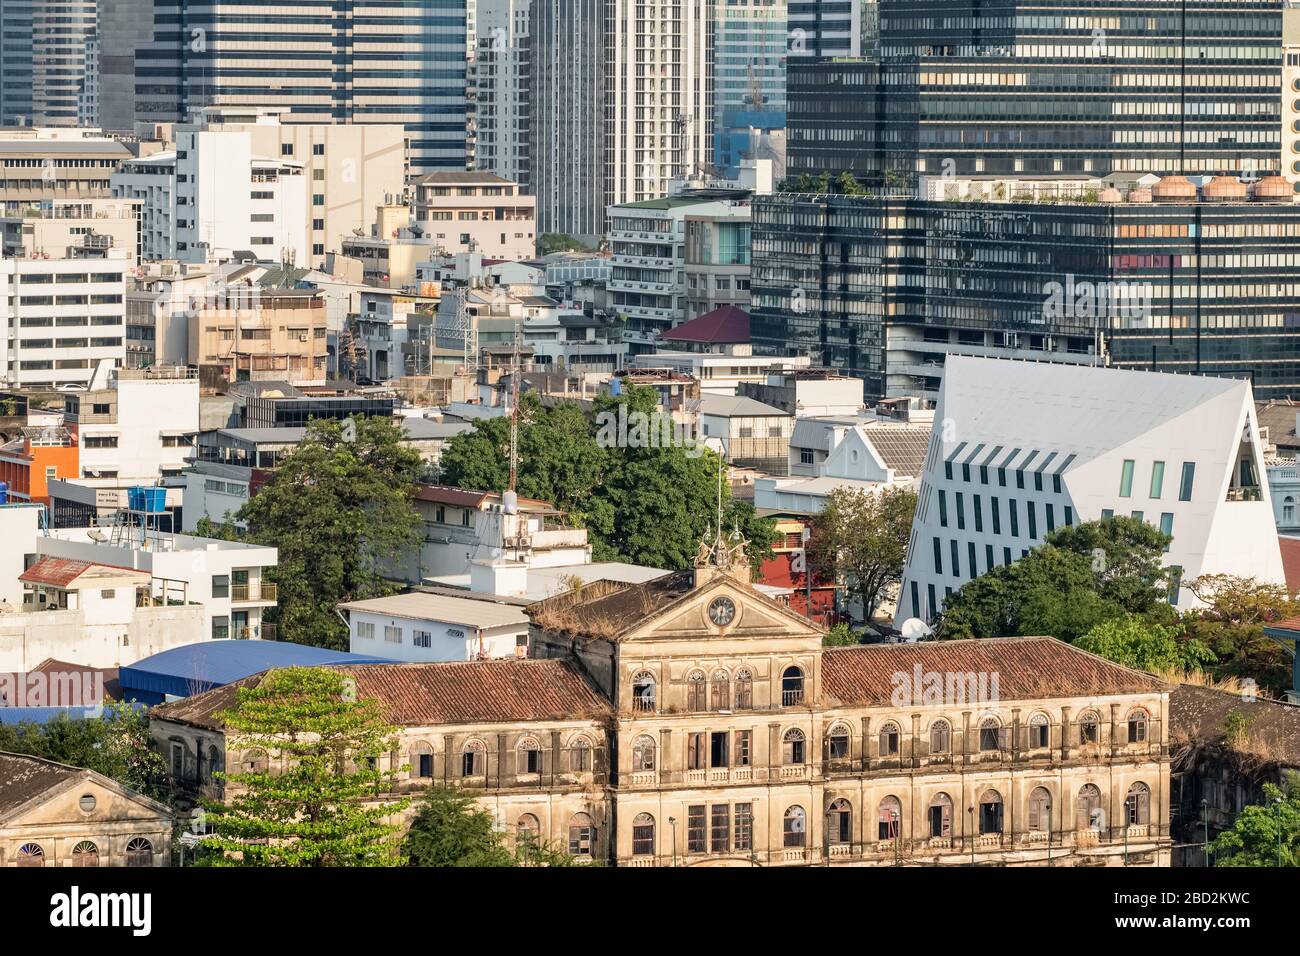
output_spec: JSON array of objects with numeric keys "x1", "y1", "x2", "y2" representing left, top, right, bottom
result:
[
  {"x1": 134, "y1": 0, "x2": 470, "y2": 176},
  {"x1": 788, "y1": 0, "x2": 874, "y2": 57},
  {"x1": 0, "y1": 0, "x2": 98, "y2": 126},
  {"x1": 474, "y1": 0, "x2": 531, "y2": 185},
  {"x1": 531, "y1": 0, "x2": 715, "y2": 241}
]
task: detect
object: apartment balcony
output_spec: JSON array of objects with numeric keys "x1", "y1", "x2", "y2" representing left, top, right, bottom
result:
[
  {"x1": 240, "y1": 623, "x2": 276, "y2": 640},
  {"x1": 1226, "y1": 485, "x2": 1262, "y2": 502},
  {"x1": 230, "y1": 582, "x2": 277, "y2": 603}
]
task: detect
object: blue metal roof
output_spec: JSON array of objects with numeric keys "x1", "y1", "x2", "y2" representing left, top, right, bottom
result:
[
  {"x1": 0, "y1": 703, "x2": 147, "y2": 725},
  {"x1": 119, "y1": 641, "x2": 397, "y2": 704}
]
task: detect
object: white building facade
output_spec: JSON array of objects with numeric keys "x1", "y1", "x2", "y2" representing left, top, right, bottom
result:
[
  {"x1": 896, "y1": 357, "x2": 1287, "y2": 625},
  {"x1": 342, "y1": 591, "x2": 529, "y2": 662}
]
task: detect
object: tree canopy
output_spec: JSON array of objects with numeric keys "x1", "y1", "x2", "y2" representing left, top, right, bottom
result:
[
  {"x1": 1075, "y1": 614, "x2": 1215, "y2": 673},
  {"x1": 807, "y1": 484, "x2": 917, "y2": 624},
  {"x1": 198, "y1": 667, "x2": 408, "y2": 867},
  {"x1": 1210, "y1": 773, "x2": 1300, "y2": 867},
  {"x1": 437, "y1": 385, "x2": 776, "y2": 572},
  {"x1": 239, "y1": 416, "x2": 423, "y2": 649}
]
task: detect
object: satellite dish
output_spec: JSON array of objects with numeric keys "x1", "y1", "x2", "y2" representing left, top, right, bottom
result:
[
  {"x1": 87, "y1": 529, "x2": 108, "y2": 542},
  {"x1": 899, "y1": 618, "x2": 933, "y2": 643}
]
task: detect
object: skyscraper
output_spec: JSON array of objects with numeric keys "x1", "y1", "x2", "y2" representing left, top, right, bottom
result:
[
  {"x1": 531, "y1": 0, "x2": 715, "y2": 241},
  {"x1": 474, "y1": 0, "x2": 531, "y2": 185},
  {"x1": 787, "y1": 0, "x2": 875, "y2": 58},
  {"x1": 714, "y1": 0, "x2": 787, "y2": 177},
  {"x1": 134, "y1": 0, "x2": 470, "y2": 175},
  {"x1": 0, "y1": 0, "x2": 98, "y2": 126}
]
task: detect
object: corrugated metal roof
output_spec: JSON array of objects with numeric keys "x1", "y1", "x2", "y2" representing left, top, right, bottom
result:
[{"x1": 340, "y1": 592, "x2": 530, "y2": 629}]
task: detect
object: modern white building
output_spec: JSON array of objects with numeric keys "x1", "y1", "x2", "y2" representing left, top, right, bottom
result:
[
  {"x1": 895, "y1": 356, "x2": 1287, "y2": 625},
  {"x1": 474, "y1": 0, "x2": 531, "y2": 185},
  {"x1": 64, "y1": 364, "x2": 199, "y2": 484},
  {"x1": 630, "y1": 346, "x2": 811, "y2": 396},
  {"x1": 109, "y1": 151, "x2": 177, "y2": 261},
  {"x1": 0, "y1": 197, "x2": 140, "y2": 265},
  {"x1": 412, "y1": 171, "x2": 536, "y2": 261},
  {"x1": 0, "y1": 252, "x2": 128, "y2": 388},
  {"x1": 341, "y1": 590, "x2": 530, "y2": 662}
]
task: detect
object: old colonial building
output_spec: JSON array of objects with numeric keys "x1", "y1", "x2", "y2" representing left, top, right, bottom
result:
[
  {"x1": 0, "y1": 753, "x2": 173, "y2": 867},
  {"x1": 150, "y1": 541, "x2": 1172, "y2": 866}
]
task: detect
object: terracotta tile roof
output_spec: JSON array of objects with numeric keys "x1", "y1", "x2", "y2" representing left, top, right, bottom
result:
[
  {"x1": 151, "y1": 659, "x2": 612, "y2": 731},
  {"x1": 1267, "y1": 615, "x2": 1300, "y2": 633},
  {"x1": 1279, "y1": 536, "x2": 1300, "y2": 593},
  {"x1": 1171, "y1": 684, "x2": 1300, "y2": 766},
  {"x1": 18, "y1": 557, "x2": 142, "y2": 588},
  {"x1": 662, "y1": 305, "x2": 750, "y2": 344},
  {"x1": 822, "y1": 636, "x2": 1168, "y2": 706}
]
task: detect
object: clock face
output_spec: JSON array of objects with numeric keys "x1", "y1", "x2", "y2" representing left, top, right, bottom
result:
[{"x1": 708, "y1": 596, "x2": 736, "y2": 627}]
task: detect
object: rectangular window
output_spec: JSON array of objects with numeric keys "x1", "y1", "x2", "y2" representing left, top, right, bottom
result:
[
  {"x1": 961, "y1": 463, "x2": 971, "y2": 482},
  {"x1": 735, "y1": 730, "x2": 752, "y2": 766},
  {"x1": 1009, "y1": 499, "x2": 1020, "y2": 537},
  {"x1": 212, "y1": 615, "x2": 229, "y2": 640},
  {"x1": 1150, "y1": 461, "x2": 1166, "y2": 498},
  {"x1": 1003, "y1": 547, "x2": 1012, "y2": 566},
  {"x1": 413, "y1": 630, "x2": 432, "y2": 648},
  {"x1": 1101, "y1": 508, "x2": 1114, "y2": 520},
  {"x1": 997, "y1": 467, "x2": 1006, "y2": 486},
  {"x1": 383, "y1": 625, "x2": 401, "y2": 643},
  {"x1": 972, "y1": 495, "x2": 983, "y2": 533},
  {"x1": 932, "y1": 536, "x2": 943, "y2": 574},
  {"x1": 211, "y1": 574, "x2": 229, "y2": 598},
  {"x1": 1034, "y1": 471, "x2": 1043, "y2": 492},
  {"x1": 967, "y1": 541, "x2": 977, "y2": 579},
  {"x1": 710, "y1": 732, "x2": 729, "y2": 768},
  {"x1": 1119, "y1": 459, "x2": 1135, "y2": 497},
  {"x1": 955, "y1": 493, "x2": 966, "y2": 530},
  {"x1": 1179, "y1": 462, "x2": 1196, "y2": 501},
  {"x1": 1159, "y1": 512, "x2": 1174, "y2": 551},
  {"x1": 1016, "y1": 470, "x2": 1025, "y2": 489},
  {"x1": 927, "y1": 583, "x2": 937, "y2": 615},
  {"x1": 1132, "y1": 511, "x2": 1144, "y2": 522},
  {"x1": 991, "y1": 497, "x2": 1001, "y2": 534},
  {"x1": 687, "y1": 806, "x2": 707, "y2": 853},
  {"x1": 944, "y1": 461, "x2": 953, "y2": 480},
  {"x1": 985, "y1": 544, "x2": 995, "y2": 571},
  {"x1": 1045, "y1": 503, "x2": 1055, "y2": 533},
  {"x1": 734, "y1": 804, "x2": 753, "y2": 851},
  {"x1": 979, "y1": 465, "x2": 989, "y2": 484},
  {"x1": 950, "y1": 540, "x2": 960, "y2": 577},
  {"x1": 711, "y1": 805, "x2": 730, "y2": 853},
  {"x1": 938, "y1": 490, "x2": 948, "y2": 527},
  {"x1": 687, "y1": 733, "x2": 707, "y2": 770},
  {"x1": 1065, "y1": 506, "x2": 1074, "y2": 526},
  {"x1": 1052, "y1": 474, "x2": 1062, "y2": 494},
  {"x1": 356, "y1": 621, "x2": 375, "y2": 640}
]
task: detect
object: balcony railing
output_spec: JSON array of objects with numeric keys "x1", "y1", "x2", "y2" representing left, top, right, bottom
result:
[
  {"x1": 230, "y1": 582, "x2": 277, "y2": 602},
  {"x1": 240, "y1": 623, "x2": 276, "y2": 640}
]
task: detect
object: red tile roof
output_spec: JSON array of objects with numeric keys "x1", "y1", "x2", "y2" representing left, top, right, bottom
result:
[
  {"x1": 151, "y1": 659, "x2": 612, "y2": 730},
  {"x1": 1280, "y1": 536, "x2": 1300, "y2": 594},
  {"x1": 662, "y1": 305, "x2": 750, "y2": 345},
  {"x1": 18, "y1": 557, "x2": 138, "y2": 588},
  {"x1": 822, "y1": 636, "x2": 1168, "y2": 705}
]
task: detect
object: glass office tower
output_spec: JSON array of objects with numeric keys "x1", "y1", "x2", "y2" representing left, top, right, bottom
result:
[{"x1": 135, "y1": 0, "x2": 470, "y2": 175}]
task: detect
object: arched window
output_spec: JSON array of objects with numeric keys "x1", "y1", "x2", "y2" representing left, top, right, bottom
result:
[
  {"x1": 16, "y1": 843, "x2": 44, "y2": 867},
  {"x1": 568, "y1": 812, "x2": 596, "y2": 857},
  {"x1": 979, "y1": 717, "x2": 1001, "y2": 752},
  {"x1": 632, "y1": 734, "x2": 657, "y2": 771},
  {"x1": 125, "y1": 838, "x2": 153, "y2": 867},
  {"x1": 686, "y1": 670, "x2": 707, "y2": 711},
  {"x1": 828, "y1": 723, "x2": 851, "y2": 760},
  {"x1": 517, "y1": 736, "x2": 542, "y2": 775},
  {"x1": 410, "y1": 740, "x2": 434, "y2": 778},
  {"x1": 462, "y1": 739, "x2": 487, "y2": 777},
  {"x1": 783, "y1": 806, "x2": 807, "y2": 847},
  {"x1": 1029, "y1": 712, "x2": 1051, "y2": 749},
  {"x1": 516, "y1": 813, "x2": 540, "y2": 847},
  {"x1": 878, "y1": 721, "x2": 900, "y2": 757},
  {"x1": 828, "y1": 798, "x2": 852, "y2": 845},
  {"x1": 782, "y1": 728, "x2": 806, "y2": 765},
  {"x1": 242, "y1": 748, "x2": 269, "y2": 773},
  {"x1": 1079, "y1": 711, "x2": 1100, "y2": 745},
  {"x1": 734, "y1": 668, "x2": 753, "y2": 710},
  {"x1": 1127, "y1": 709, "x2": 1149, "y2": 744},
  {"x1": 631, "y1": 813, "x2": 656, "y2": 856},
  {"x1": 878, "y1": 796, "x2": 902, "y2": 840},
  {"x1": 1126, "y1": 783, "x2": 1151, "y2": 826},
  {"x1": 710, "y1": 669, "x2": 730, "y2": 710},
  {"x1": 979, "y1": 790, "x2": 1004, "y2": 834},
  {"x1": 632, "y1": 671, "x2": 657, "y2": 712},
  {"x1": 1028, "y1": 787, "x2": 1052, "y2": 832},
  {"x1": 930, "y1": 719, "x2": 951, "y2": 754},
  {"x1": 928, "y1": 793, "x2": 953, "y2": 838},
  {"x1": 71, "y1": 841, "x2": 99, "y2": 867},
  {"x1": 1076, "y1": 784, "x2": 1104, "y2": 831},
  {"x1": 782, "y1": 666, "x2": 805, "y2": 706},
  {"x1": 1286, "y1": 496, "x2": 1295, "y2": 524},
  {"x1": 569, "y1": 736, "x2": 592, "y2": 772}
]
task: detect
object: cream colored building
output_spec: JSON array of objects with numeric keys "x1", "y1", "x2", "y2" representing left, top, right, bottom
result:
[
  {"x1": 0, "y1": 753, "x2": 172, "y2": 866},
  {"x1": 150, "y1": 538, "x2": 1171, "y2": 867},
  {"x1": 188, "y1": 284, "x2": 329, "y2": 386},
  {"x1": 412, "y1": 171, "x2": 536, "y2": 261}
]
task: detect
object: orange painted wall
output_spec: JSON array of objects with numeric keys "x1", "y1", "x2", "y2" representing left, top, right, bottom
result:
[{"x1": 0, "y1": 442, "x2": 78, "y2": 504}]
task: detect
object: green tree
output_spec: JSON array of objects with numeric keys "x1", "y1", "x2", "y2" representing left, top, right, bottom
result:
[
  {"x1": 0, "y1": 702, "x2": 167, "y2": 799},
  {"x1": 198, "y1": 667, "x2": 409, "y2": 866},
  {"x1": 192, "y1": 514, "x2": 242, "y2": 541},
  {"x1": 403, "y1": 785, "x2": 516, "y2": 867},
  {"x1": 536, "y1": 233, "x2": 593, "y2": 256},
  {"x1": 239, "y1": 416, "x2": 422, "y2": 649},
  {"x1": 1183, "y1": 575, "x2": 1296, "y2": 694},
  {"x1": 1210, "y1": 773, "x2": 1300, "y2": 866},
  {"x1": 939, "y1": 518, "x2": 1171, "y2": 641},
  {"x1": 807, "y1": 485, "x2": 918, "y2": 624},
  {"x1": 1075, "y1": 614, "x2": 1215, "y2": 672},
  {"x1": 822, "y1": 623, "x2": 858, "y2": 647}
]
